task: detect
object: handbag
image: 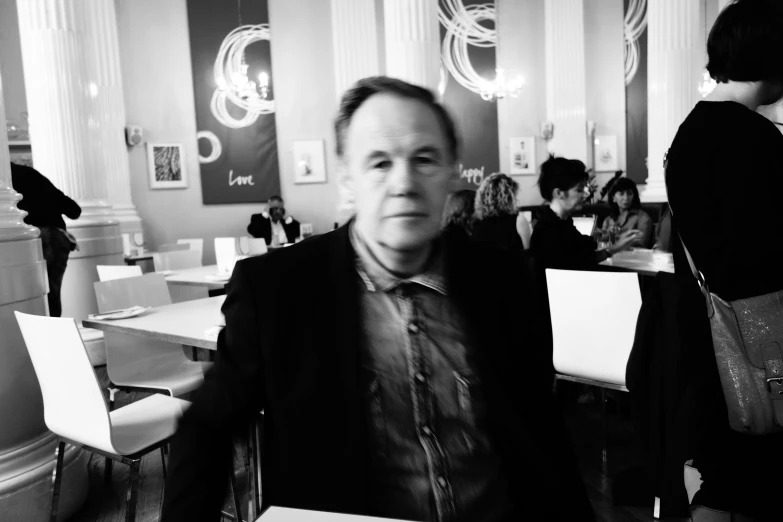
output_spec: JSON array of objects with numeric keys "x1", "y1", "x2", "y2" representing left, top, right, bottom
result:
[{"x1": 665, "y1": 151, "x2": 783, "y2": 435}]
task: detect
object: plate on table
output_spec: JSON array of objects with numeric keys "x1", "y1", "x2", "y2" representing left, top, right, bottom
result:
[{"x1": 88, "y1": 306, "x2": 151, "y2": 321}]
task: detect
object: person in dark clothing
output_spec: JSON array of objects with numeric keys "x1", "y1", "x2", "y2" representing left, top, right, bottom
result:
[
  {"x1": 10, "y1": 163, "x2": 80, "y2": 317},
  {"x1": 665, "y1": 1, "x2": 783, "y2": 519},
  {"x1": 246, "y1": 195, "x2": 301, "y2": 246},
  {"x1": 472, "y1": 173, "x2": 531, "y2": 251},
  {"x1": 530, "y1": 156, "x2": 640, "y2": 271},
  {"x1": 162, "y1": 77, "x2": 593, "y2": 522},
  {"x1": 441, "y1": 188, "x2": 475, "y2": 241}
]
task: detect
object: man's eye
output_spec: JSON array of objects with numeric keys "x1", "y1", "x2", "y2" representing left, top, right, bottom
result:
[
  {"x1": 414, "y1": 156, "x2": 436, "y2": 165},
  {"x1": 372, "y1": 160, "x2": 392, "y2": 170}
]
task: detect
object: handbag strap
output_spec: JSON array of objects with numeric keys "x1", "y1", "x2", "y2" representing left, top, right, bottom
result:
[{"x1": 663, "y1": 151, "x2": 714, "y2": 317}]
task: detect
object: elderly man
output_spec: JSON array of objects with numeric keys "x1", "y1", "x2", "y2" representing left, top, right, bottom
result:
[
  {"x1": 247, "y1": 195, "x2": 301, "y2": 245},
  {"x1": 163, "y1": 77, "x2": 593, "y2": 521}
]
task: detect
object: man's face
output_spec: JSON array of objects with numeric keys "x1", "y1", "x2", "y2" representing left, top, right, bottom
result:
[
  {"x1": 343, "y1": 93, "x2": 455, "y2": 252},
  {"x1": 269, "y1": 200, "x2": 285, "y2": 223}
]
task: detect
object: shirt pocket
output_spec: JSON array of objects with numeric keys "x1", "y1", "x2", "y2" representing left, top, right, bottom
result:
[{"x1": 454, "y1": 369, "x2": 478, "y2": 453}]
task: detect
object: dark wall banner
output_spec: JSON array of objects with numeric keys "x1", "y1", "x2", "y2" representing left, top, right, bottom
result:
[
  {"x1": 440, "y1": 0, "x2": 500, "y2": 191},
  {"x1": 187, "y1": 0, "x2": 279, "y2": 205},
  {"x1": 624, "y1": 0, "x2": 648, "y2": 184}
]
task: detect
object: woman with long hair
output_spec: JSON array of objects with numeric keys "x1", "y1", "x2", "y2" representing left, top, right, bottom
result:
[
  {"x1": 599, "y1": 177, "x2": 652, "y2": 248},
  {"x1": 441, "y1": 189, "x2": 476, "y2": 240},
  {"x1": 472, "y1": 173, "x2": 531, "y2": 251}
]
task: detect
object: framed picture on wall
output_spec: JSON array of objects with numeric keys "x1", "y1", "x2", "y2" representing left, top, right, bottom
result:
[
  {"x1": 509, "y1": 137, "x2": 536, "y2": 175},
  {"x1": 594, "y1": 135, "x2": 619, "y2": 172},
  {"x1": 147, "y1": 143, "x2": 188, "y2": 189},
  {"x1": 292, "y1": 140, "x2": 327, "y2": 184}
]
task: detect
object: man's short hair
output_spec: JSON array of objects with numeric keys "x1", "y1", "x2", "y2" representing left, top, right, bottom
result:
[
  {"x1": 537, "y1": 155, "x2": 588, "y2": 201},
  {"x1": 334, "y1": 76, "x2": 459, "y2": 161},
  {"x1": 269, "y1": 195, "x2": 283, "y2": 204},
  {"x1": 707, "y1": 0, "x2": 783, "y2": 83}
]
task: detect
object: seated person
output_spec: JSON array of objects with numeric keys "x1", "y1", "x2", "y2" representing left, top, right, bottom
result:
[
  {"x1": 473, "y1": 173, "x2": 532, "y2": 251},
  {"x1": 162, "y1": 76, "x2": 594, "y2": 522},
  {"x1": 441, "y1": 188, "x2": 476, "y2": 240},
  {"x1": 247, "y1": 195, "x2": 300, "y2": 245},
  {"x1": 530, "y1": 156, "x2": 641, "y2": 270},
  {"x1": 598, "y1": 177, "x2": 653, "y2": 248}
]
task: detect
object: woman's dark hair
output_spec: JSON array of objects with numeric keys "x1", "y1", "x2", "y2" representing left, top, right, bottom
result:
[
  {"x1": 707, "y1": 0, "x2": 783, "y2": 83},
  {"x1": 335, "y1": 76, "x2": 459, "y2": 161},
  {"x1": 606, "y1": 177, "x2": 641, "y2": 218},
  {"x1": 442, "y1": 189, "x2": 476, "y2": 234},
  {"x1": 537, "y1": 155, "x2": 588, "y2": 202}
]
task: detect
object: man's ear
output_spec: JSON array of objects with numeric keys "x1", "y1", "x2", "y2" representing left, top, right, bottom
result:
[{"x1": 552, "y1": 188, "x2": 564, "y2": 201}]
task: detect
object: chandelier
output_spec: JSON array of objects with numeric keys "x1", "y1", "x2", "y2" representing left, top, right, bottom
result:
[
  {"x1": 210, "y1": 0, "x2": 274, "y2": 129},
  {"x1": 698, "y1": 70, "x2": 717, "y2": 98},
  {"x1": 479, "y1": 69, "x2": 524, "y2": 101},
  {"x1": 439, "y1": 0, "x2": 523, "y2": 102}
]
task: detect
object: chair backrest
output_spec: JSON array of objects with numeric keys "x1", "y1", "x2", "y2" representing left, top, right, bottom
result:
[
  {"x1": 159, "y1": 243, "x2": 189, "y2": 252},
  {"x1": 14, "y1": 312, "x2": 113, "y2": 446},
  {"x1": 545, "y1": 269, "x2": 642, "y2": 386},
  {"x1": 97, "y1": 264, "x2": 143, "y2": 282},
  {"x1": 215, "y1": 237, "x2": 242, "y2": 273},
  {"x1": 572, "y1": 215, "x2": 597, "y2": 237},
  {"x1": 152, "y1": 250, "x2": 202, "y2": 272},
  {"x1": 237, "y1": 236, "x2": 268, "y2": 256},
  {"x1": 177, "y1": 238, "x2": 204, "y2": 262},
  {"x1": 94, "y1": 273, "x2": 172, "y2": 312}
]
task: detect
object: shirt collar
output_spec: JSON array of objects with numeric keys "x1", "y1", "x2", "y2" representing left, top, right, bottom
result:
[{"x1": 349, "y1": 222, "x2": 447, "y2": 295}]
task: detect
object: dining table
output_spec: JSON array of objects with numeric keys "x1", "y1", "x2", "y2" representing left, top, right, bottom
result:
[
  {"x1": 162, "y1": 264, "x2": 230, "y2": 295},
  {"x1": 598, "y1": 249, "x2": 674, "y2": 277},
  {"x1": 256, "y1": 507, "x2": 410, "y2": 521},
  {"x1": 82, "y1": 295, "x2": 225, "y2": 350}
]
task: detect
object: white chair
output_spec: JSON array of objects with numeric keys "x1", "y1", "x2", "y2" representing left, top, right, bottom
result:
[
  {"x1": 158, "y1": 243, "x2": 189, "y2": 253},
  {"x1": 215, "y1": 237, "x2": 244, "y2": 274},
  {"x1": 94, "y1": 273, "x2": 212, "y2": 399},
  {"x1": 546, "y1": 269, "x2": 642, "y2": 462},
  {"x1": 152, "y1": 249, "x2": 202, "y2": 272},
  {"x1": 13, "y1": 312, "x2": 191, "y2": 522},
  {"x1": 545, "y1": 269, "x2": 642, "y2": 389},
  {"x1": 97, "y1": 265, "x2": 143, "y2": 282},
  {"x1": 237, "y1": 235, "x2": 268, "y2": 256},
  {"x1": 177, "y1": 238, "x2": 204, "y2": 264}
]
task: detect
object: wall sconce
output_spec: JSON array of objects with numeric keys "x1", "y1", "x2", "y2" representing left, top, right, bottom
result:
[{"x1": 540, "y1": 121, "x2": 554, "y2": 140}]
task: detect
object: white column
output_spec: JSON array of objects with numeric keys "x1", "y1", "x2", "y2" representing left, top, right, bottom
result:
[
  {"x1": 81, "y1": 0, "x2": 143, "y2": 248},
  {"x1": 642, "y1": 0, "x2": 704, "y2": 202},
  {"x1": 384, "y1": 0, "x2": 440, "y2": 91},
  {"x1": 544, "y1": 0, "x2": 588, "y2": 163},
  {"x1": 0, "y1": 68, "x2": 89, "y2": 522},
  {"x1": 17, "y1": 0, "x2": 123, "y2": 322},
  {"x1": 331, "y1": 0, "x2": 383, "y2": 99},
  {"x1": 718, "y1": 0, "x2": 731, "y2": 11}
]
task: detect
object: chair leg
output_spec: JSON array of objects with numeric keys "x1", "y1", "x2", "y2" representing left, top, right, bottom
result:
[
  {"x1": 50, "y1": 440, "x2": 66, "y2": 522},
  {"x1": 160, "y1": 447, "x2": 167, "y2": 479},
  {"x1": 105, "y1": 388, "x2": 119, "y2": 484},
  {"x1": 125, "y1": 459, "x2": 141, "y2": 522}
]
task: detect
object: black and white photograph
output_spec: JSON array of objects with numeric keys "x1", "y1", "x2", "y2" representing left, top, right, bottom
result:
[{"x1": 147, "y1": 143, "x2": 187, "y2": 189}]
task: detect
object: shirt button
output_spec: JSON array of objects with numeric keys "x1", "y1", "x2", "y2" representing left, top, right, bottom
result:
[
  {"x1": 437, "y1": 476, "x2": 448, "y2": 488},
  {"x1": 422, "y1": 426, "x2": 432, "y2": 436},
  {"x1": 415, "y1": 372, "x2": 426, "y2": 383},
  {"x1": 408, "y1": 322, "x2": 419, "y2": 334}
]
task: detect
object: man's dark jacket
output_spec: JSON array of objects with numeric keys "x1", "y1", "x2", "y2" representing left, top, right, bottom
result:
[
  {"x1": 247, "y1": 212, "x2": 301, "y2": 245},
  {"x1": 162, "y1": 224, "x2": 594, "y2": 521}
]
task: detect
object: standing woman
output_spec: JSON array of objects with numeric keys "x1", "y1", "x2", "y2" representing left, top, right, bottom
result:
[
  {"x1": 665, "y1": 1, "x2": 783, "y2": 519},
  {"x1": 600, "y1": 178, "x2": 653, "y2": 248},
  {"x1": 472, "y1": 173, "x2": 531, "y2": 251}
]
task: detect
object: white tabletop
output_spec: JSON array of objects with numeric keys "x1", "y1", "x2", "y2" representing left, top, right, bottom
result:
[
  {"x1": 599, "y1": 250, "x2": 674, "y2": 277},
  {"x1": 162, "y1": 265, "x2": 229, "y2": 289},
  {"x1": 256, "y1": 507, "x2": 411, "y2": 521},
  {"x1": 82, "y1": 295, "x2": 226, "y2": 350}
]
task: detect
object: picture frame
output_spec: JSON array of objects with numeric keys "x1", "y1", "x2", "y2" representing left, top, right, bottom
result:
[
  {"x1": 292, "y1": 140, "x2": 327, "y2": 184},
  {"x1": 509, "y1": 136, "x2": 536, "y2": 175},
  {"x1": 594, "y1": 135, "x2": 619, "y2": 172},
  {"x1": 147, "y1": 143, "x2": 188, "y2": 189}
]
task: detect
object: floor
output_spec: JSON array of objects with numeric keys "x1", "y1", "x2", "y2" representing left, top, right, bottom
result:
[{"x1": 65, "y1": 388, "x2": 689, "y2": 522}]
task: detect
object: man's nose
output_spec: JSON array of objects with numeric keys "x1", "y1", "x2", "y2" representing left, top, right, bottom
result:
[{"x1": 387, "y1": 160, "x2": 417, "y2": 196}]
